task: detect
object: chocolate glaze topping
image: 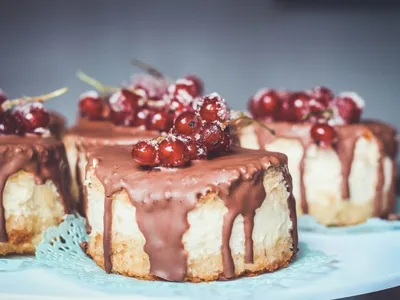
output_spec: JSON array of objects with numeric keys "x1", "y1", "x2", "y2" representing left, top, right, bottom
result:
[
  {"x1": 0, "y1": 135, "x2": 73, "y2": 242},
  {"x1": 87, "y1": 146, "x2": 297, "y2": 281},
  {"x1": 254, "y1": 120, "x2": 398, "y2": 216},
  {"x1": 65, "y1": 121, "x2": 159, "y2": 219}
]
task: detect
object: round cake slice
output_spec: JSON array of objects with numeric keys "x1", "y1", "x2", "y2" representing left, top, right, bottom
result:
[
  {"x1": 84, "y1": 146, "x2": 298, "y2": 282},
  {"x1": 0, "y1": 136, "x2": 73, "y2": 255}
]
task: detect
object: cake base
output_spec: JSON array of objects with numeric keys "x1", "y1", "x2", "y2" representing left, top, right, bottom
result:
[
  {"x1": 0, "y1": 171, "x2": 65, "y2": 255},
  {"x1": 87, "y1": 233, "x2": 294, "y2": 282}
]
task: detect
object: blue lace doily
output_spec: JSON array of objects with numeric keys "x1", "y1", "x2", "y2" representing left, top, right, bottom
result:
[{"x1": 36, "y1": 215, "x2": 337, "y2": 299}]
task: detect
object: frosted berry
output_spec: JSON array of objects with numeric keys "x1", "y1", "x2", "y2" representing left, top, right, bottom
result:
[
  {"x1": 335, "y1": 95, "x2": 363, "y2": 124},
  {"x1": 79, "y1": 91, "x2": 105, "y2": 120},
  {"x1": 198, "y1": 93, "x2": 229, "y2": 122},
  {"x1": 158, "y1": 137, "x2": 189, "y2": 167},
  {"x1": 185, "y1": 75, "x2": 204, "y2": 96},
  {"x1": 131, "y1": 141, "x2": 159, "y2": 167},
  {"x1": 217, "y1": 130, "x2": 232, "y2": 153},
  {"x1": 250, "y1": 89, "x2": 280, "y2": 118},
  {"x1": 168, "y1": 78, "x2": 198, "y2": 106},
  {"x1": 109, "y1": 89, "x2": 140, "y2": 126},
  {"x1": 184, "y1": 138, "x2": 207, "y2": 160},
  {"x1": 291, "y1": 92, "x2": 311, "y2": 121},
  {"x1": 0, "y1": 111, "x2": 17, "y2": 135},
  {"x1": 13, "y1": 102, "x2": 50, "y2": 133},
  {"x1": 311, "y1": 86, "x2": 334, "y2": 102},
  {"x1": 174, "y1": 111, "x2": 202, "y2": 136},
  {"x1": 134, "y1": 108, "x2": 151, "y2": 127},
  {"x1": 131, "y1": 74, "x2": 170, "y2": 99},
  {"x1": 147, "y1": 111, "x2": 174, "y2": 132},
  {"x1": 201, "y1": 122, "x2": 224, "y2": 152},
  {"x1": 310, "y1": 123, "x2": 337, "y2": 147}
]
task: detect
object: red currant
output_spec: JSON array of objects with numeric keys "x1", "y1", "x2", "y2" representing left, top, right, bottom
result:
[
  {"x1": 198, "y1": 93, "x2": 229, "y2": 122},
  {"x1": 79, "y1": 91, "x2": 105, "y2": 120},
  {"x1": 168, "y1": 78, "x2": 198, "y2": 106},
  {"x1": 147, "y1": 111, "x2": 174, "y2": 132},
  {"x1": 275, "y1": 92, "x2": 306, "y2": 122},
  {"x1": 183, "y1": 138, "x2": 207, "y2": 160},
  {"x1": 158, "y1": 137, "x2": 189, "y2": 167},
  {"x1": 292, "y1": 92, "x2": 311, "y2": 121},
  {"x1": 310, "y1": 123, "x2": 337, "y2": 147},
  {"x1": 217, "y1": 130, "x2": 232, "y2": 153},
  {"x1": 311, "y1": 86, "x2": 334, "y2": 102},
  {"x1": 247, "y1": 97, "x2": 259, "y2": 118},
  {"x1": 131, "y1": 141, "x2": 159, "y2": 167},
  {"x1": 14, "y1": 103, "x2": 50, "y2": 134},
  {"x1": 0, "y1": 111, "x2": 17, "y2": 135},
  {"x1": 134, "y1": 108, "x2": 151, "y2": 127},
  {"x1": 174, "y1": 111, "x2": 202, "y2": 136},
  {"x1": 109, "y1": 89, "x2": 140, "y2": 126},
  {"x1": 253, "y1": 89, "x2": 280, "y2": 118},
  {"x1": 335, "y1": 94, "x2": 363, "y2": 124},
  {"x1": 201, "y1": 122, "x2": 224, "y2": 152},
  {"x1": 185, "y1": 75, "x2": 204, "y2": 96},
  {"x1": 131, "y1": 74, "x2": 170, "y2": 99}
]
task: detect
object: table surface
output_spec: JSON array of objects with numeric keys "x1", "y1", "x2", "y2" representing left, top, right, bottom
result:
[{"x1": 0, "y1": 229, "x2": 399, "y2": 300}]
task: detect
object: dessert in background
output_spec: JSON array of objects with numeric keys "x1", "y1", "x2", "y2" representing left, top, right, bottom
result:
[
  {"x1": 63, "y1": 72, "x2": 205, "y2": 216},
  {"x1": 0, "y1": 89, "x2": 66, "y2": 139},
  {"x1": 0, "y1": 88, "x2": 73, "y2": 255},
  {"x1": 84, "y1": 92, "x2": 298, "y2": 282},
  {"x1": 241, "y1": 86, "x2": 398, "y2": 226}
]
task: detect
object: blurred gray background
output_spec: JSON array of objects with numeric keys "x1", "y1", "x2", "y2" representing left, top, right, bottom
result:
[
  {"x1": 0, "y1": 1, "x2": 399, "y2": 298},
  {"x1": 0, "y1": 0, "x2": 399, "y2": 129}
]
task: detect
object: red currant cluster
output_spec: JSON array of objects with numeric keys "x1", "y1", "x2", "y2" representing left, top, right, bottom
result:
[
  {"x1": 248, "y1": 86, "x2": 365, "y2": 147},
  {"x1": 0, "y1": 89, "x2": 53, "y2": 136},
  {"x1": 131, "y1": 93, "x2": 231, "y2": 167},
  {"x1": 78, "y1": 75, "x2": 204, "y2": 133}
]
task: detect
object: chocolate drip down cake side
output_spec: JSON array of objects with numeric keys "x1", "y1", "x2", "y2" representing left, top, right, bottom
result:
[
  {"x1": 82, "y1": 92, "x2": 298, "y2": 282},
  {"x1": 242, "y1": 87, "x2": 398, "y2": 226}
]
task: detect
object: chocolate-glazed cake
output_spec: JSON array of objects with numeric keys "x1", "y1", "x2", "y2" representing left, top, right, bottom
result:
[
  {"x1": 85, "y1": 146, "x2": 297, "y2": 282},
  {"x1": 0, "y1": 89, "x2": 73, "y2": 255},
  {"x1": 82, "y1": 92, "x2": 298, "y2": 282},
  {"x1": 241, "y1": 87, "x2": 398, "y2": 226}
]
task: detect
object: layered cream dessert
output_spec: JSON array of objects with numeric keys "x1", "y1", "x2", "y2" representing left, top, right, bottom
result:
[
  {"x1": 0, "y1": 90, "x2": 73, "y2": 255},
  {"x1": 82, "y1": 93, "x2": 298, "y2": 281},
  {"x1": 241, "y1": 87, "x2": 398, "y2": 226},
  {"x1": 64, "y1": 74, "x2": 205, "y2": 216}
]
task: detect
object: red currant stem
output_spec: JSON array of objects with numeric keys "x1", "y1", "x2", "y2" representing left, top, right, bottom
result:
[
  {"x1": 76, "y1": 71, "x2": 117, "y2": 94},
  {"x1": 1, "y1": 87, "x2": 68, "y2": 111},
  {"x1": 302, "y1": 108, "x2": 334, "y2": 121},
  {"x1": 230, "y1": 116, "x2": 275, "y2": 135},
  {"x1": 131, "y1": 59, "x2": 164, "y2": 79}
]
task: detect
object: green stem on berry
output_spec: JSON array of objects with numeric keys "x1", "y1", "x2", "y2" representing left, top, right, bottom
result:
[
  {"x1": 302, "y1": 108, "x2": 334, "y2": 121},
  {"x1": 229, "y1": 115, "x2": 275, "y2": 135},
  {"x1": 1, "y1": 87, "x2": 68, "y2": 111},
  {"x1": 76, "y1": 71, "x2": 117, "y2": 94},
  {"x1": 131, "y1": 59, "x2": 164, "y2": 78}
]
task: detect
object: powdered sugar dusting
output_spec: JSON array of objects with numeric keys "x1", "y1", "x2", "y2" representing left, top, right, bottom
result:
[
  {"x1": 79, "y1": 90, "x2": 99, "y2": 100},
  {"x1": 339, "y1": 92, "x2": 365, "y2": 109}
]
